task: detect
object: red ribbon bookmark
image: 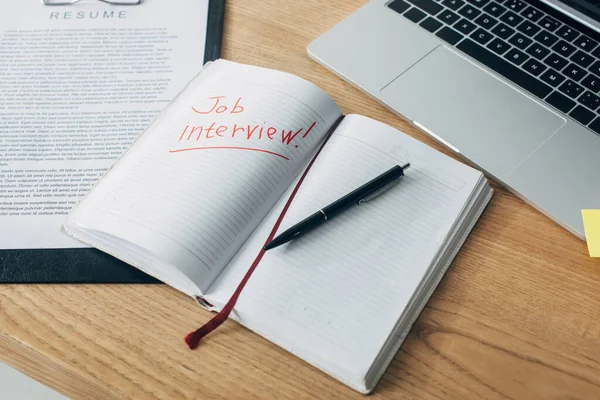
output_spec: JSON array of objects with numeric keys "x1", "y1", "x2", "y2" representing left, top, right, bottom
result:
[{"x1": 185, "y1": 117, "x2": 343, "y2": 349}]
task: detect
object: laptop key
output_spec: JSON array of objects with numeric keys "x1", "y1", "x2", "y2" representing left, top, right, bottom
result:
[
  {"x1": 454, "y1": 18, "x2": 477, "y2": 34},
  {"x1": 573, "y1": 35, "x2": 598, "y2": 52},
  {"x1": 559, "y1": 79, "x2": 584, "y2": 98},
  {"x1": 579, "y1": 91, "x2": 600, "y2": 110},
  {"x1": 388, "y1": 0, "x2": 411, "y2": 13},
  {"x1": 569, "y1": 105, "x2": 595, "y2": 125},
  {"x1": 552, "y1": 40, "x2": 577, "y2": 57},
  {"x1": 516, "y1": 20, "x2": 540, "y2": 37},
  {"x1": 588, "y1": 60, "x2": 600, "y2": 76},
  {"x1": 500, "y1": 10, "x2": 523, "y2": 27},
  {"x1": 483, "y1": 2, "x2": 506, "y2": 17},
  {"x1": 509, "y1": 32, "x2": 532, "y2": 50},
  {"x1": 563, "y1": 63, "x2": 586, "y2": 82},
  {"x1": 545, "y1": 91, "x2": 576, "y2": 113},
  {"x1": 420, "y1": 17, "x2": 444, "y2": 32},
  {"x1": 570, "y1": 50, "x2": 594, "y2": 69},
  {"x1": 581, "y1": 74, "x2": 600, "y2": 93},
  {"x1": 459, "y1": 4, "x2": 481, "y2": 19},
  {"x1": 540, "y1": 69, "x2": 566, "y2": 87},
  {"x1": 588, "y1": 117, "x2": 600, "y2": 135},
  {"x1": 522, "y1": 58, "x2": 546, "y2": 76},
  {"x1": 442, "y1": 0, "x2": 465, "y2": 10},
  {"x1": 474, "y1": 13, "x2": 498, "y2": 29},
  {"x1": 471, "y1": 28, "x2": 494, "y2": 44},
  {"x1": 456, "y1": 38, "x2": 553, "y2": 98},
  {"x1": 407, "y1": 0, "x2": 443, "y2": 15},
  {"x1": 544, "y1": 53, "x2": 569, "y2": 70},
  {"x1": 436, "y1": 26, "x2": 464, "y2": 45},
  {"x1": 504, "y1": 0, "x2": 526, "y2": 12},
  {"x1": 467, "y1": 0, "x2": 490, "y2": 8},
  {"x1": 405, "y1": 7, "x2": 428, "y2": 22},
  {"x1": 525, "y1": 43, "x2": 550, "y2": 60},
  {"x1": 438, "y1": 9, "x2": 461, "y2": 24},
  {"x1": 539, "y1": 16, "x2": 560, "y2": 32},
  {"x1": 487, "y1": 38, "x2": 511, "y2": 54},
  {"x1": 491, "y1": 22, "x2": 514, "y2": 39},
  {"x1": 521, "y1": 6, "x2": 543, "y2": 22},
  {"x1": 556, "y1": 26, "x2": 579, "y2": 42},
  {"x1": 505, "y1": 48, "x2": 529, "y2": 65},
  {"x1": 534, "y1": 30, "x2": 559, "y2": 47}
]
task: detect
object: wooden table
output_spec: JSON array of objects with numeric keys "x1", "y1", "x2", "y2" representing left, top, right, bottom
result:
[{"x1": 2, "y1": 1, "x2": 600, "y2": 398}]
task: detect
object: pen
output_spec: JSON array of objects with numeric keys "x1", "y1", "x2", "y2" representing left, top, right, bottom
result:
[{"x1": 263, "y1": 163, "x2": 410, "y2": 251}]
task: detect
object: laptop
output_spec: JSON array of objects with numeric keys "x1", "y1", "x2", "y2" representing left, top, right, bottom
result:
[{"x1": 308, "y1": 0, "x2": 600, "y2": 239}]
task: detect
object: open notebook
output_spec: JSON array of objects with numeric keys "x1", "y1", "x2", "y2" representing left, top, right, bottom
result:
[{"x1": 62, "y1": 59, "x2": 492, "y2": 393}]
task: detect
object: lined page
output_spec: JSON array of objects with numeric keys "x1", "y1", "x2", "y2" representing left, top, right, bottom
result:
[
  {"x1": 64, "y1": 60, "x2": 341, "y2": 293},
  {"x1": 204, "y1": 114, "x2": 483, "y2": 387}
]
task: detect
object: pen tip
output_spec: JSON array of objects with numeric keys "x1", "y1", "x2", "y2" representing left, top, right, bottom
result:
[{"x1": 401, "y1": 163, "x2": 410, "y2": 171}]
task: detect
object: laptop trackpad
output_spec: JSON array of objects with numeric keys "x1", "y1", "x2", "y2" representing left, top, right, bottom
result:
[{"x1": 379, "y1": 46, "x2": 565, "y2": 177}]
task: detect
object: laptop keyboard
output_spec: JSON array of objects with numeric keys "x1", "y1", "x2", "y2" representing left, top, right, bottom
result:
[{"x1": 387, "y1": 0, "x2": 600, "y2": 135}]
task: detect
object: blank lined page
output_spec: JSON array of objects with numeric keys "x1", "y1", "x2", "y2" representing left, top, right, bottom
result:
[
  {"x1": 204, "y1": 114, "x2": 483, "y2": 389},
  {"x1": 64, "y1": 60, "x2": 341, "y2": 293}
]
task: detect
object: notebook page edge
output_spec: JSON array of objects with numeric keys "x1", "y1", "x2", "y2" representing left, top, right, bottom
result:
[
  {"x1": 61, "y1": 221, "x2": 200, "y2": 297},
  {"x1": 365, "y1": 183, "x2": 493, "y2": 392}
]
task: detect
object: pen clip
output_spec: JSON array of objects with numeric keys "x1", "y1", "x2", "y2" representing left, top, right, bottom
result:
[
  {"x1": 358, "y1": 163, "x2": 410, "y2": 205},
  {"x1": 358, "y1": 176, "x2": 402, "y2": 204}
]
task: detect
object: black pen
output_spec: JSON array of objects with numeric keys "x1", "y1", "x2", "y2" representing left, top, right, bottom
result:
[{"x1": 264, "y1": 163, "x2": 410, "y2": 251}]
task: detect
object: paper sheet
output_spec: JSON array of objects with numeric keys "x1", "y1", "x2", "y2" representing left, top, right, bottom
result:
[
  {"x1": 0, "y1": 0, "x2": 209, "y2": 249},
  {"x1": 582, "y1": 209, "x2": 600, "y2": 257}
]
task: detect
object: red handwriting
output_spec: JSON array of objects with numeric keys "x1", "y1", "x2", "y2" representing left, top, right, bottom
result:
[
  {"x1": 192, "y1": 96, "x2": 244, "y2": 115},
  {"x1": 173, "y1": 96, "x2": 319, "y2": 160},
  {"x1": 178, "y1": 121, "x2": 316, "y2": 145},
  {"x1": 169, "y1": 146, "x2": 289, "y2": 160}
]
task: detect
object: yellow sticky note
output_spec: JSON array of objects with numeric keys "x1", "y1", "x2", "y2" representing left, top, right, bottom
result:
[{"x1": 582, "y1": 210, "x2": 600, "y2": 257}]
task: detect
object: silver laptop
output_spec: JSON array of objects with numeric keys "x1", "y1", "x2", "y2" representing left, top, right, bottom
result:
[{"x1": 308, "y1": 0, "x2": 600, "y2": 239}]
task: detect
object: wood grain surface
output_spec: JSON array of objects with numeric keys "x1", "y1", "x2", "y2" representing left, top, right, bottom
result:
[{"x1": 2, "y1": 1, "x2": 600, "y2": 398}]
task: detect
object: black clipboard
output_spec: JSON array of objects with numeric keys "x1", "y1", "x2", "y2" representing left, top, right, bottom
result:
[{"x1": 0, "y1": 0, "x2": 225, "y2": 283}]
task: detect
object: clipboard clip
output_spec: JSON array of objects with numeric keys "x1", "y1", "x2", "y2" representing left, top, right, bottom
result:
[{"x1": 43, "y1": 0, "x2": 142, "y2": 5}]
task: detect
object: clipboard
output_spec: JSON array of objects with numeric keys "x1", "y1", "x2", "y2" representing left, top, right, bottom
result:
[
  {"x1": 0, "y1": 0, "x2": 225, "y2": 283},
  {"x1": 40, "y1": 0, "x2": 224, "y2": 62}
]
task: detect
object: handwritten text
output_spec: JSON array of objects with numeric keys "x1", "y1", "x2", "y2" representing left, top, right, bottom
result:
[{"x1": 176, "y1": 96, "x2": 317, "y2": 156}]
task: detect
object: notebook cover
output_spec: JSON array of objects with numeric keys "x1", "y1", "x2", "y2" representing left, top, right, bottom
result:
[{"x1": 0, "y1": 0, "x2": 225, "y2": 284}]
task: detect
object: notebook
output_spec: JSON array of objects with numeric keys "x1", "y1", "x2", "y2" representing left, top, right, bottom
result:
[{"x1": 62, "y1": 59, "x2": 493, "y2": 393}]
